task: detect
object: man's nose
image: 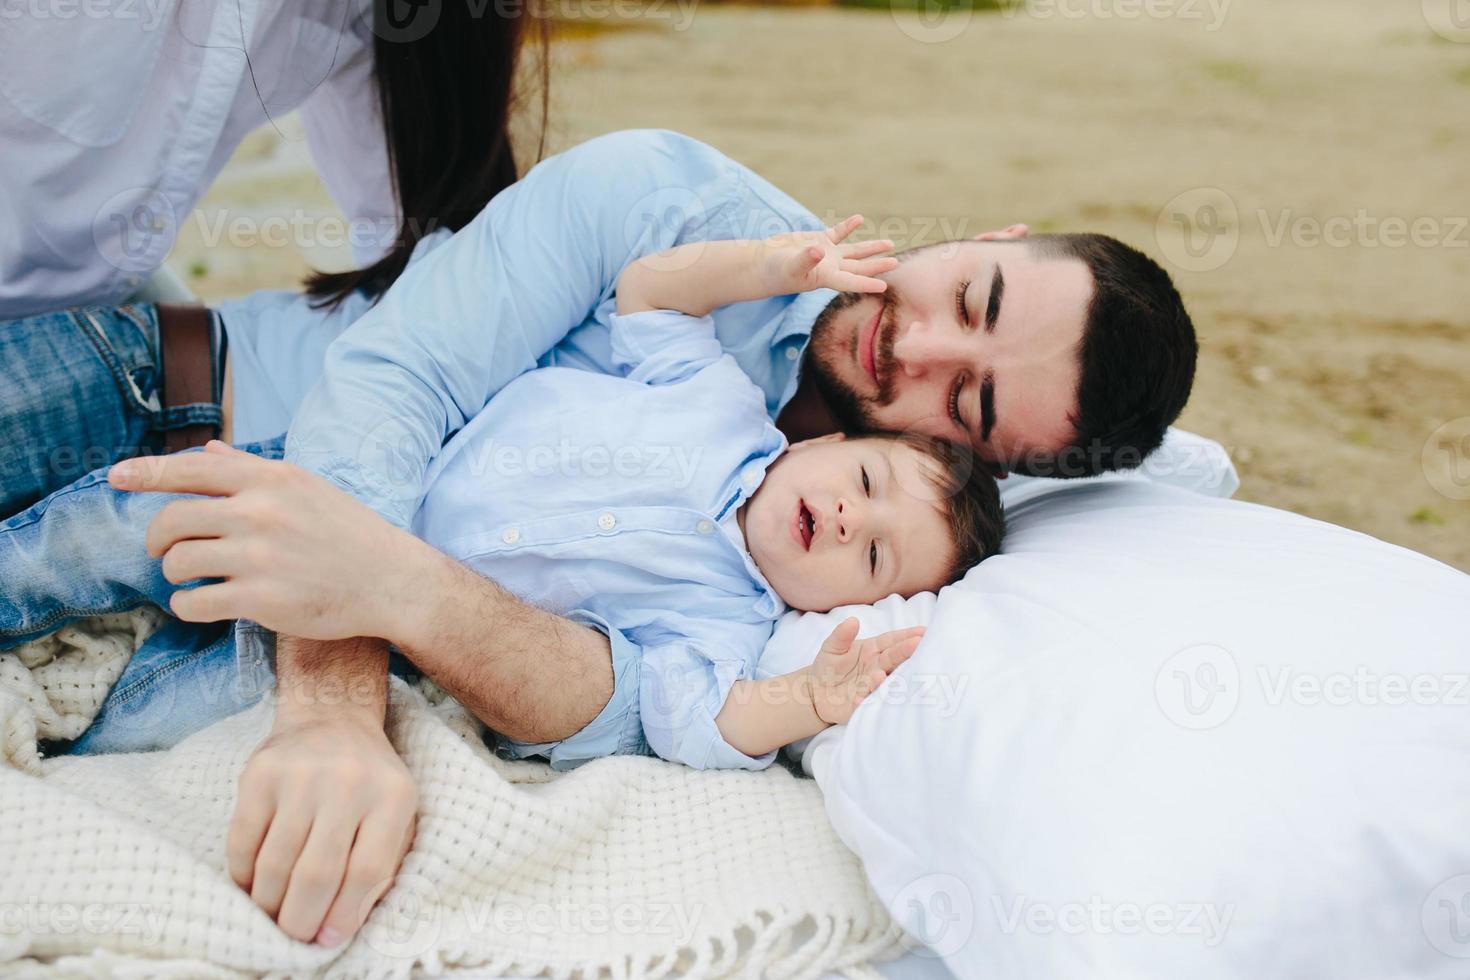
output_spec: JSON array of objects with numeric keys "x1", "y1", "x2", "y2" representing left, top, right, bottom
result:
[
  {"x1": 834, "y1": 497, "x2": 863, "y2": 542},
  {"x1": 894, "y1": 317, "x2": 971, "y2": 377}
]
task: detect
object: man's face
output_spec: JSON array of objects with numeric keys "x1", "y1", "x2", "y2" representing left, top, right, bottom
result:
[{"x1": 805, "y1": 230, "x2": 1092, "y2": 472}]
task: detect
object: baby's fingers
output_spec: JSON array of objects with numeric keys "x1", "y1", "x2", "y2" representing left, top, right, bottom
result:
[
  {"x1": 870, "y1": 635, "x2": 922, "y2": 675},
  {"x1": 840, "y1": 238, "x2": 894, "y2": 260},
  {"x1": 841, "y1": 256, "x2": 899, "y2": 279},
  {"x1": 825, "y1": 214, "x2": 865, "y2": 244},
  {"x1": 829, "y1": 272, "x2": 889, "y2": 294},
  {"x1": 784, "y1": 245, "x2": 825, "y2": 280}
]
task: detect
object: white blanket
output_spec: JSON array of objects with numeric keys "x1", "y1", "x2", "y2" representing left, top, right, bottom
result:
[{"x1": 0, "y1": 612, "x2": 904, "y2": 978}]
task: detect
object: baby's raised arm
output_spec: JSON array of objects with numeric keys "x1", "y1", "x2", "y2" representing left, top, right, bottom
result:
[
  {"x1": 714, "y1": 618, "x2": 925, "y2": 758},
  {"x1": 615, "y1": 215, "x2": 896, "y2": 318}
]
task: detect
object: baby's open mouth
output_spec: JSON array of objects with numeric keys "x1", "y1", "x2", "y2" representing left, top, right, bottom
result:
[{"x1": 796, "y1": 500, "x2": 815, "y2": 551}]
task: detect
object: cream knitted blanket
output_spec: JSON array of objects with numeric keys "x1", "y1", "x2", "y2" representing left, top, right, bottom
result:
[{"x1": 0, "y1": 612, "x2": 903, "y2": 978}]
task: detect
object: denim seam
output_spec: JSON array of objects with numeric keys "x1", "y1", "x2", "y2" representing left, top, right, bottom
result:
[
  {"x1": 104, "y1": 630, "x2": 232, "y2": 710},
  {"x1": 0, "y1": 599, "x2": 154, "y2": 644}
]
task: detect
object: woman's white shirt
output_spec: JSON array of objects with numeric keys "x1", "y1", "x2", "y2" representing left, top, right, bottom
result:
[{"x1": 0, "y1": 0, "x2": 394, "y2": 317}]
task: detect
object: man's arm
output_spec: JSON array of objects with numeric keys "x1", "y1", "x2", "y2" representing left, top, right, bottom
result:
[
  {"x1": 227, "y1": 635, "x2": 418, "y2": 946},
  {"x1": 283, "y1": 130, "x2": 749, "y2": 530},
  {"x1": 116, "y1": 447, "x2": 617, "y2": 743}
]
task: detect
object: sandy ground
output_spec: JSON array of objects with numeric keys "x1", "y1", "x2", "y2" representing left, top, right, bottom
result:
[{"x1": 172, "y1": 0, "x2": 1469, "y2": 570}]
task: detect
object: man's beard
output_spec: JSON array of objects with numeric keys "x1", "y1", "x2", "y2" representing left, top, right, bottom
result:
[{"x1": 806, "y1": 288, "x2": 899, "y2": 432}]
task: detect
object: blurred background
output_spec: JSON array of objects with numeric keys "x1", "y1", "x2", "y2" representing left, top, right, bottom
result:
[{"x1": 172, "y1": 0, "x2": 1469, "y2": 570}]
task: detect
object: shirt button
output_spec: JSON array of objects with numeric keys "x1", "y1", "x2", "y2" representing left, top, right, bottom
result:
[
  {"x1": 501, "y1": 527, "x2": 521, "y2": 545},
  {"x1": 741, "y1": 464, "x2": 763, "y2": 487},
  {"x1": 597, "y1": 512, "x2": 617, "y2": 531},
  {"x1": 696, "y1": 519, "x2": 715, "y2": 535},
  {"x1": 785, "y1": 346, "x2": 800, "y2": 361}
]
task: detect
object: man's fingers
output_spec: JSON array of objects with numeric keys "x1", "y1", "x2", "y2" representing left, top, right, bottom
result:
[
  {"x1": 250, "y1": 808, "x2": 314, "y2": 920},
  {"x1": 146, "y1": 498, "x2": 234, "y2": 557},
  {"x1": 318, "y1": 806, "x2": 416, "y2": 947},
  {"x1": 109, "y1": 450, "x2": 259, "y2": 496},
  {"x1": 170, "y1": 581, "x2": 250, "y2": 624},
  {"x1": 160, "y1": 538, "x2": 239, "y2": 584},
  {"x1": 227, "y1": 784, "x2": 276, "y2": 891},
  {"x1": 819, "y1": 617, "x2": 862, "y2": 657},
  {"x1": 276, "y1": 812, "x2": 358, "y2": 944}
]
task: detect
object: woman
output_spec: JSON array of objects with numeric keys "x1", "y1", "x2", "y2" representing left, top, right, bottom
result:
[{"x1": 0, "y1": 0, "x2": 547, "y2": 515}]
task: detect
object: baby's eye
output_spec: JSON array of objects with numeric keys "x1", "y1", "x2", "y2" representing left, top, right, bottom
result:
[
  {"x1": 861, "y1": 466, "x2": 871, "y2": 496},
  {"x1": 869, "y1": 542, "x2": 878, "y2": 575}
]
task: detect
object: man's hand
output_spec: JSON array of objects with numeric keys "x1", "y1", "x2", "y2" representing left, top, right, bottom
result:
[
  {"x1": 229, "y1": 636, "x2": 418, "y2": 946},
  {"x1": 761, "y1": 215, "x2": 897, "y2": 297},
  {"x1": 809, "y1": 617, "x2": 925, "y2": 726},
  {"x1": 109, "y1": 442, "x2": 417, "y2": 641}
]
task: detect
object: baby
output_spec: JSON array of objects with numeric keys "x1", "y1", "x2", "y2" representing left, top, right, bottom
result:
[{"x1": 0, "y1": 219, "x2": 1003, "y2": 770}]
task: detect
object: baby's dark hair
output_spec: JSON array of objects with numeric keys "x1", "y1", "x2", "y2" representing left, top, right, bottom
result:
[{"x1": 878, "y1": 433, "x2": 1006, "y2": 585}]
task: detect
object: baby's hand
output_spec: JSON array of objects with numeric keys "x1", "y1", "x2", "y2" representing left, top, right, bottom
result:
[
  {"x1": 762, "y1": 215, "x2": 897, "y2": 297},
  {"x1": 809, "y1": 617, "x2": 925, "y2": 726}
]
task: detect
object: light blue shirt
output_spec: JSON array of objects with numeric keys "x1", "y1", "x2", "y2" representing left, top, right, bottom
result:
[
  {"x1": 411, "y1": 308, "x2": 787, "y2": 771},
  {"x1": 276, "y1": 129, "x2": 836, "y2": 529}
]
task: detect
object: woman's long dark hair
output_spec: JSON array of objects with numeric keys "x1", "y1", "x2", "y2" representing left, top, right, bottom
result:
[{"x1": 305, "y1": 0, "x2": 549, "y2": 308}]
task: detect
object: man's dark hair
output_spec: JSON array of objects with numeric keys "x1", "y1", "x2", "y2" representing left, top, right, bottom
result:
[
  {"x1": 1017, "y1": 233, "x2": 1198, "y2": 478},
  {"x1": 890, "y1": 433, "x2": 1005, "y2": 584}
]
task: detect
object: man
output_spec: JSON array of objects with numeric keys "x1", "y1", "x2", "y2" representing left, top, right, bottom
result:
[{"x1": 93, "y1": 129, "x2": 1196, "y2": 945}]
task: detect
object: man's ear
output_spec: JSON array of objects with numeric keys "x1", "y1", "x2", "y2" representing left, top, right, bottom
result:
[
  {"x1": 972, "y1": 224, "x2": 1030, "y2": 242},
  {"x1": 789, "y1": 431, "x2": 847, "y2": 451}
]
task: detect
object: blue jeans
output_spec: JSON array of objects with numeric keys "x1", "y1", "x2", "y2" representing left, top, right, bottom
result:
[
  {"x1": 0, "y1": 440, "x2": 284, "y2": 753},
  {"x1": 0, "y1": 303, "x2": 222, "y2": 518}
]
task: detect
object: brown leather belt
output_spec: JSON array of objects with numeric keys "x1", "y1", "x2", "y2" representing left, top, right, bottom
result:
[{"x1": 155, "y1": 302, "x2": 220, "y2": 454}]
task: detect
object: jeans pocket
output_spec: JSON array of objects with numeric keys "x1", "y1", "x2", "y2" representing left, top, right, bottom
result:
[{"x1": 73, "y1": 304, "x2": 164, "y2": 420}]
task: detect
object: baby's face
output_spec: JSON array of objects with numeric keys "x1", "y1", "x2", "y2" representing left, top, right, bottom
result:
[{"x1": 742, "y1": 435, "x2": 956, "y2": 612}]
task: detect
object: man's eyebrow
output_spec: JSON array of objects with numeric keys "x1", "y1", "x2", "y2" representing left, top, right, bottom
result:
[
  {"x1": 984, "y1": 265, "x2": 1004, "y2": 333},
  {"x1": 979, "y1": 370, "x2": 996, "y2": 443}
]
